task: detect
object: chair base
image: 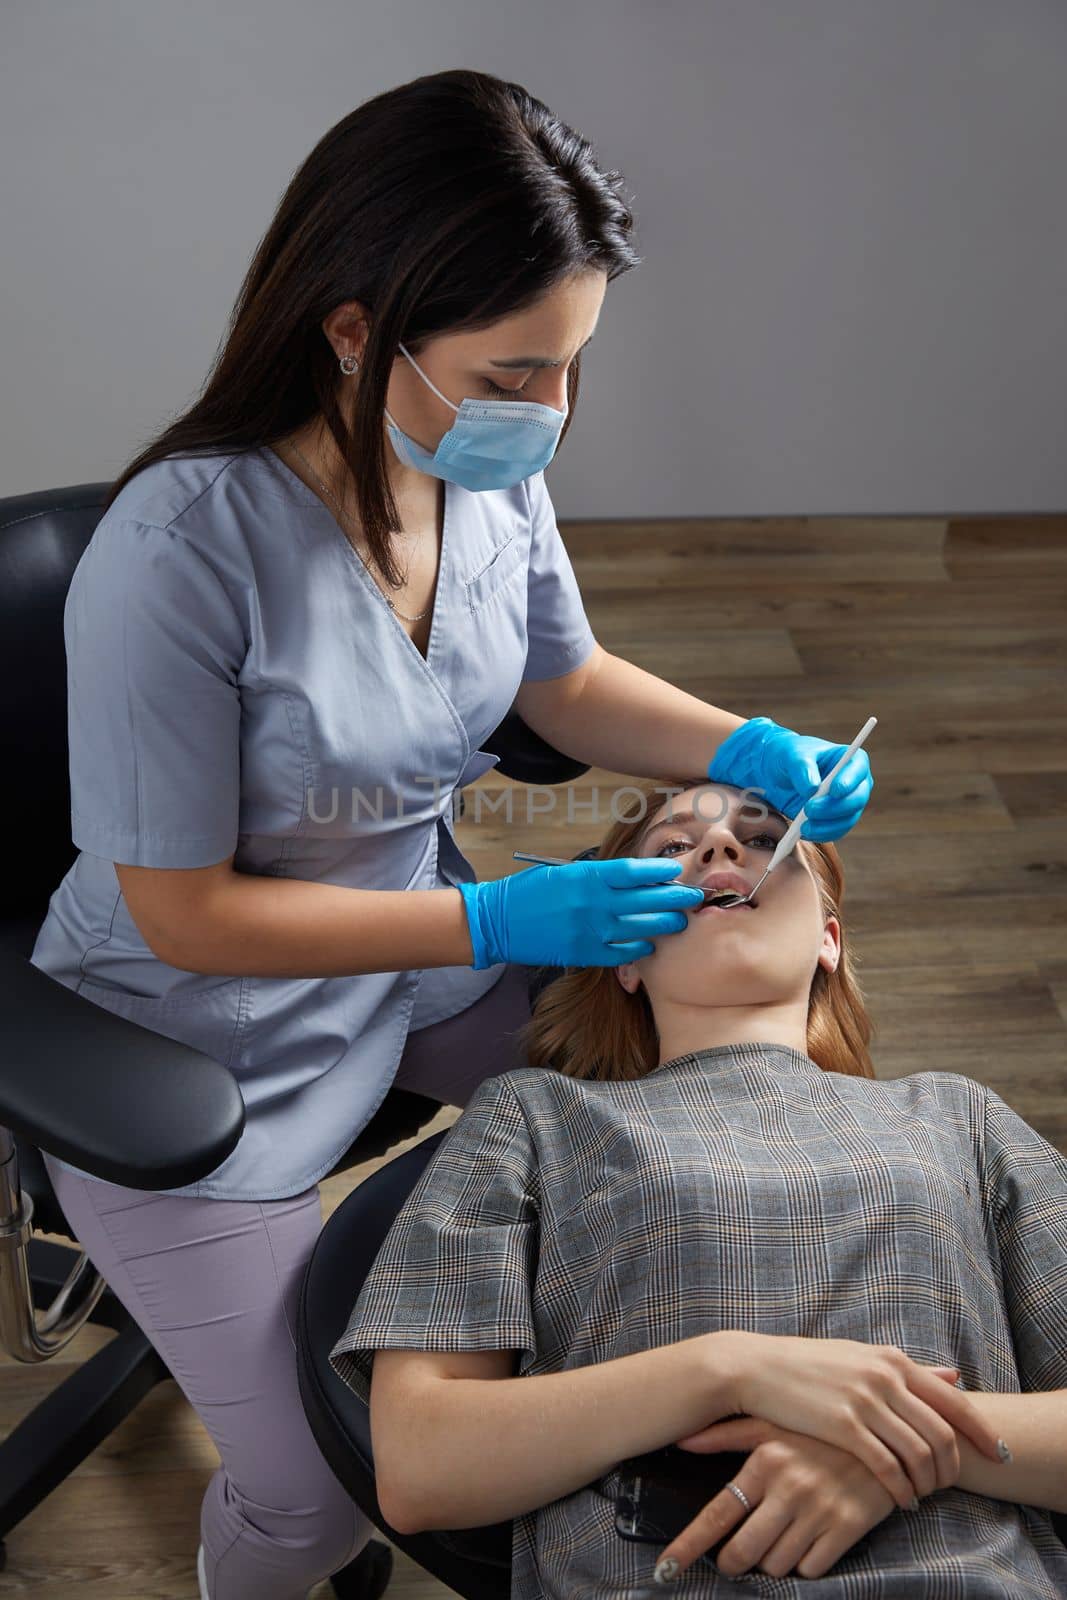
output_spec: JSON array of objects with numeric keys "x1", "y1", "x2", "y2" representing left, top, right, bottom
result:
[
  {"x1": 11, "y1": 1239, "x2": 398, "y2": 1598},
  {"x1": 0, "y1": 1238, "x2": 169, "y2": 1544}
]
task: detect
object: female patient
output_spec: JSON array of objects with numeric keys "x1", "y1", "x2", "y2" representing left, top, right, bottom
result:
[{"x1": 329, "y1": 777, "x2": 1067, "y2": 1599}]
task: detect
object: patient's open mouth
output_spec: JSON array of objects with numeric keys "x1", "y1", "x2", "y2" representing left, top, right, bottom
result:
[{"x1": 695, "y1": 893, "x2": 758, "y2": 915}]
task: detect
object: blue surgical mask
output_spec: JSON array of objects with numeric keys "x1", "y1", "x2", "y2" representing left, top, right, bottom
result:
[{"x1": 384, "y1": 341, "x2": 568, "y2": 492}]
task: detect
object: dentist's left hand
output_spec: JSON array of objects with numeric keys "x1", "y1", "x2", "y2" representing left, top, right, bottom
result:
[{"x1": 707, "y1": 717, "x2": 874, "y2": 843}]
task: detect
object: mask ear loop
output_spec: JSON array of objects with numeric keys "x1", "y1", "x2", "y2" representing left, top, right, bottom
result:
[
  {"x1": 384, "y1": 342, "x2": 462, "y2": 439},
  {"x1": 397, "y1": 343, "x2": 461, "y2": 410}
]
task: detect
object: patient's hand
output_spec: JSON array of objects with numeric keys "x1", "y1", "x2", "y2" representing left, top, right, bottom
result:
[{"x1": 654, "y1": 1413, "x2": 904, "y2": 1583}]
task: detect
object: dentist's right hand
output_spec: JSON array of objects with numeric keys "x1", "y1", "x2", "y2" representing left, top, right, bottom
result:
[{"x1": 458, "y1": 858, "x2": 706, "y2": 970}]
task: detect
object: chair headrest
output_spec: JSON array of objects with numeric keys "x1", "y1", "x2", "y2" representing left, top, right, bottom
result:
[{"x1": 1, "y1": 483, "x2": 111, "y2": 922}]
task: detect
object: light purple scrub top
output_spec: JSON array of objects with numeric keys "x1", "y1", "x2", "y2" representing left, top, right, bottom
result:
[{"x1": 30, "y1": 446, "x2": 598, "y2": 1200}]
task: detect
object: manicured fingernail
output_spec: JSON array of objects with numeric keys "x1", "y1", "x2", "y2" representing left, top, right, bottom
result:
[
  {"x1": 654, "y1": 1556, "x2": 680, "y2": 1584},
  {"x1": 997, "y1": 1438, "x2": 1013, "y2": 1463},
  {"x1": 907, "y1": 1496, "x2": 920, "y2": 1511}
]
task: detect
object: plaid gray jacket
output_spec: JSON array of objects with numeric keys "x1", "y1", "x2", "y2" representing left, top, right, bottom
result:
[{"x1": 330, "y1": 1039, "x2": 1067, "y2": 1597}]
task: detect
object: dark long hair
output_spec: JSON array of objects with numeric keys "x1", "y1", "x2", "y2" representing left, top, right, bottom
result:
[{"x1": 100, "y1": 68, "x2": 642, "y2": 587}]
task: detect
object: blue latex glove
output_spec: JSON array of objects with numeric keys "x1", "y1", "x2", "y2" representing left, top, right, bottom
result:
[
  {"x1": 458, "y1": 858, "x2": 706, "y2": 971},
  {"x1": 707, "y1": 716, "x2": 874, "y2": 843}
]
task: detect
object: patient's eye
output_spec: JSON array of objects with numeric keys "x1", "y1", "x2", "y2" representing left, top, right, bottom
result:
[{"x1": 655, "y1": 831, "x2": 779, "y2": 856}]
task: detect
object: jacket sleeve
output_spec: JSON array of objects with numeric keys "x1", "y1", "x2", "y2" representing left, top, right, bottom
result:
[
  {"x1": 978, "y1": 1083, "x2": 1067, "y2": 1392},
  {"x1": 329, "y1": 1073, "x2": 540, "y2": 1406}
]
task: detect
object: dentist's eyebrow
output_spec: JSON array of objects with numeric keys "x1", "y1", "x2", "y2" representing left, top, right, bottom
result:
[
  {"x1": 488, "y1": 331, "x2": 595, "y2": 370},
  {"x1": 637, "y1": 797, "x2": 791, "y2": 852}
]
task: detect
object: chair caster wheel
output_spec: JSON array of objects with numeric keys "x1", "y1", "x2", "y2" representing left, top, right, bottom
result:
[{"x1": 331, "y1": 1536, "x2": 393, "y2": 1598}]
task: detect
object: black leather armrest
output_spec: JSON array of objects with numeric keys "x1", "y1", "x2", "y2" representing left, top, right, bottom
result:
[
  {"x1": 481, "y1": 709, "x2": 590, "y2": 786},
  {"x1": 0, "y1": 949, "x2": 244, "y2": 1190}
]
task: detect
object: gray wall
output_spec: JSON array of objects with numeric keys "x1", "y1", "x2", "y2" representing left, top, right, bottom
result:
[{"x1": 3, "y1": 0, "x2": 1064, "y2": 517}]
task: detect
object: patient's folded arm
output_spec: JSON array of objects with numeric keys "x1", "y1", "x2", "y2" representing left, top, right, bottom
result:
[
  {"x1": 952, "y1": 1389, "x2": 1067, "y2": 1514},
  {"x1": 377, "y1": 1329, "x2": 744, "y2": 1535}
]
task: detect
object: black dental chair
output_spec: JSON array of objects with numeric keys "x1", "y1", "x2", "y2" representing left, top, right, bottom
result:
[
  {"x1": 11, "y1": 482, "x2": 1057, "y2": 1600},
  {"x1": 0, "y1": 478, "x2": 591, "y2": 1595}
]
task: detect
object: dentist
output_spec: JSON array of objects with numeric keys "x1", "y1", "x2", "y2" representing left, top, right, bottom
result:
[{"x1": 30, "y1": 70, "x2": 871, "y2": 1600}]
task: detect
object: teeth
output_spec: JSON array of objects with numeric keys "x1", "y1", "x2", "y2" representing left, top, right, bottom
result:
[{"x1": 700, "y1": 890, "x2": 757, "y2": 910}]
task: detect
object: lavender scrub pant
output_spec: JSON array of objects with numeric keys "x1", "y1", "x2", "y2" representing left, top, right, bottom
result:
[{"x1": 40, "y1": 962, "x2": 536, "y2": 1599}]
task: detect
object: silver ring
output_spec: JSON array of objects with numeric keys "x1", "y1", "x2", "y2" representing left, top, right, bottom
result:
[{"x1": 726, "y1": 1481, "x2": 753, "y2": 1512}]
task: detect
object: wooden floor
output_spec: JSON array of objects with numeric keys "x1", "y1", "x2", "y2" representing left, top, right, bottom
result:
[{"x1": 4, "y1": 513, "x2": 1065, "y2": 1596}]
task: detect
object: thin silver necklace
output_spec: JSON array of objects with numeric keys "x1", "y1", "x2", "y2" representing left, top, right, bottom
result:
[{"x1": 284, "y1": 438, "x2": 431, "y2": 623}]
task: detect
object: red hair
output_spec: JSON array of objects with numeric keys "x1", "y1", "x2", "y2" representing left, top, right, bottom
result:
[{"x1": 515, "y1": 775, "x2": 876, "y2": 1083}]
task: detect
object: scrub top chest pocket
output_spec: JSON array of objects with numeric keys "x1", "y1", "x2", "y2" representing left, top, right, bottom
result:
[{"x1": 464, "y1": 531, "x2": 526, "y2": 614}]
